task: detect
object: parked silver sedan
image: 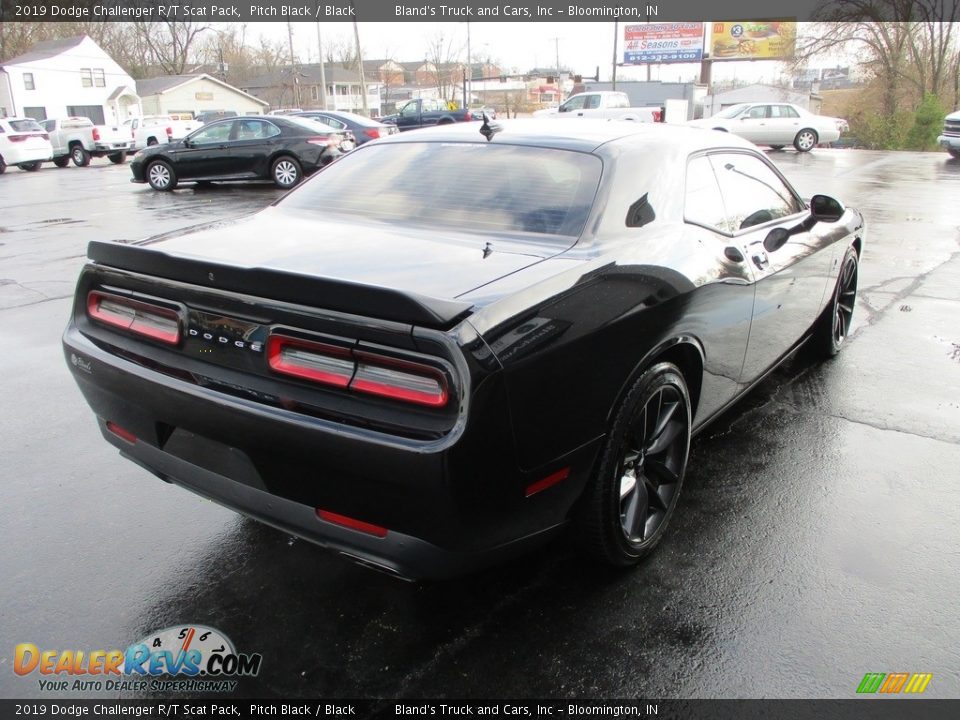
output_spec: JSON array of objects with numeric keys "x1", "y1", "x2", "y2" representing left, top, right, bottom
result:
[{"x1": 688, "y1": 103, "x2": 846, "y2": 152}]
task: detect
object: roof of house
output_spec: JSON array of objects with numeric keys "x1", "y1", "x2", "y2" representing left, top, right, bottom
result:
[
  {"x1": 136, "y1": 74, "x2": 268, "y2": 105},
  {"x1": 243, "y1": 64, "x2": 370, "y2": 88},
  {"x1": 1, "y1": 35, "x2": 88, "y2": 66}
]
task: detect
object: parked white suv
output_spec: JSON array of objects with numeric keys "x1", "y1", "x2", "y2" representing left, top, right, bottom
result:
[
  {"x1": 937, "y1": 111, "x2": 960, "y2": 159},
  {"x1": 0, "y1": 117, "x2": 53, "y2": 174}
]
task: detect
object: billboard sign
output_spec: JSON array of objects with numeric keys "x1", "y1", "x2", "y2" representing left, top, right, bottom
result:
[
  {"x1": 623, "y1": 23, "x2": 704, "y2": 64},
  {"x1": 710, "y1": 21, "x2": 797, "y2": 60}
]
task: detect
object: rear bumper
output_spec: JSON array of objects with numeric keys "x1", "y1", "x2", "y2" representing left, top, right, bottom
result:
[
  {"x1": 5, "y1": 145, "x2": 52, "y2": 164},
  {"x1": 64, "y1": 323, "x2": 595, "y2": 578},
  {"x1": 93, "y1": 142, "x2": 135, "y2": 153},
  {"x1": 105, "y1": 417, "x2": 560, "y2": 579}
]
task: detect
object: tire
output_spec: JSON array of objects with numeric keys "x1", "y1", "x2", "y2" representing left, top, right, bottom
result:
[
  {"x1": 147, "y1": 137, "x2": 159, "y2": 146},
  {"x1": 769, "y1": 145, "x2": 785, "y2": 151},
  {"x1": 18, "y1": 162, "x2": 41, "y2": 171},
  {"x1": 53, "y1": 156, "x2": 70, "y2": 168},
  {"x1": 578, "y1": 362, "x2": 692, "y2": 566},
  {"x1": 108, "y1": 152, "x2": 127, "y2": 164},
  {"x1": 814, "y1": 245, "x2": 859, "y2": 358},
  {"x1": 0, "y1": 155, "x2": 5, "y2": 174},
  {"x1": 271, "y1": 156, "x2": 302, "y2": 189},
  {"x1": 145, "y1": 159, "x2": 177, "y2": 191},
  {"x1": 71, "y1": 145, "x2": 91, "y2": 167},
  {"x1": 794, "y1": 128, "x2": 818, "y2": 152},
  {"x1": 948, "y1": 149, "x2": 960, "y2": 159}
]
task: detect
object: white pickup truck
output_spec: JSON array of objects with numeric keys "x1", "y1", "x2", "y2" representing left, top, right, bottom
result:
[
  {"x1": 124, "y1": 114, "x2": 202, "y2": 151},
  {"x1": 40, "y1": 117, "x2": 135, "y2": 167},
  {"x1": 533, "y1": 91, "x2": 663, "y2": 123}
]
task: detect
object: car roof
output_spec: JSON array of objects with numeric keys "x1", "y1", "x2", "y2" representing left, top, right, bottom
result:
[{"x1": 375, "y1": 118, "x2": 757, "y2": 154}]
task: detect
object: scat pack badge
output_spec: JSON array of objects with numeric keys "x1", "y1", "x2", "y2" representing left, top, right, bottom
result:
[{"x1": 15, "y1": 625, "x2": 262, "y2": 693}]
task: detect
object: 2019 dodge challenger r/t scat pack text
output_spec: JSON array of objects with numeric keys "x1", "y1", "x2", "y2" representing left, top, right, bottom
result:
[{"x1": 64, "y1": 120, "x2": 864, "y2": 579}]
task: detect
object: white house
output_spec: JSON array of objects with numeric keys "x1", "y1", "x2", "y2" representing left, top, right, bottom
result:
[
  {"x1": 0, "y1": 35, "x2": 140, "y2": 124},
  {"x1": 136, "y1": 74, "x2": 268, "y2": 117}
]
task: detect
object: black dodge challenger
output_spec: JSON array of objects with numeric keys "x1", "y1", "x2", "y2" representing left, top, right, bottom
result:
[{"x1": 64, "y1": 120, "x2": 864, "y2": 578}]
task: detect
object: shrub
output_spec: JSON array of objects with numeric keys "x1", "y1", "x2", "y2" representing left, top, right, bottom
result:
[{"x1": 905, "y1": 93, "x2": 947, "y2": 150}]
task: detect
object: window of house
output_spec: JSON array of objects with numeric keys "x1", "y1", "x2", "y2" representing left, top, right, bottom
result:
[
  {"x1": 93, "y1": 69, "x2": 105, "y2": 88},
  {"x1": 80, "y1": 69, "x2": 92, "y2": 88},
  {"x1": 310, "y1": 86, "x2": 319, "y2": 101},
  {"x1": 23, "y1": 73, "x2": 35, "y2": 90}
]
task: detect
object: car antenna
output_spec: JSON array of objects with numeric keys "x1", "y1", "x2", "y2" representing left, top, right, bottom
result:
[{"x1": 480, "y1": 112, "x2": 502, "y2": 142}]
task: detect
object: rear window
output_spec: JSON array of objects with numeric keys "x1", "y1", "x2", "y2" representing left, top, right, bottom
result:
[
  {"x1": 282, "y1": 143, "x2": 602, "y2": 238},
  {"x1": 9, "y1": 119, "x2": 43, "y2": 132}
]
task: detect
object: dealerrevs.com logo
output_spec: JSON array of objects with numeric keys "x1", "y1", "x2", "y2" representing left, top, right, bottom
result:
[{"x1": 14, "y1": 625, "x2": 262, "y2": 693}]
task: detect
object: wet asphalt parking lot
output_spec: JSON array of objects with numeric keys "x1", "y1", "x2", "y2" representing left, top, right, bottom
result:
[{"x1": 1, "y1": 146, "x2": 959, "y2": 700}]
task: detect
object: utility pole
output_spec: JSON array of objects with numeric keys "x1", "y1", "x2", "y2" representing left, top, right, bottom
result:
[
  {"x1": 286, "y1": 22, "x2": 300, "y2": 108},
  {"x1": 466, "y1": 21, "x2": 472, "y2": 110},
  {"x1": 612, "y1": 20, "x2": 618, "y2": 90},
  {"x1": 551, "y1": 37, "x2": 563, "y2": 103},
  {"x1": 350, "y1": 3, "x2": 369, "y2": 115},
  {"x1": 316, "y1": 22, "x2": 328, "y2": 110}
]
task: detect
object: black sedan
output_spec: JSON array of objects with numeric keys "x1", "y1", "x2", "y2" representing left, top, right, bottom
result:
[
  {"x1": 64, "y1": 121, "x2": 864, "y2": 578},
  {"x1": 294, "y1": 109, "x2": 399, "y2": 145},
  {"x1": 129, "y1": 115, "x2": 352, "y2": 191}
]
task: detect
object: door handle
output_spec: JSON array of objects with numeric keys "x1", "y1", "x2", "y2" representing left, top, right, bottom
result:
[
  {"x1": 752, "y1": 251, "x2": 770, "y2": 270},
  {"x1": 577, "y1": 112, "x2": 584, "y2": 116}
]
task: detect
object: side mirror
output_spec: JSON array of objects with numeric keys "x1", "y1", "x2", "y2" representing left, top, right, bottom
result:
[
  {"x1": 810, "y1": 194, "x2": 845, "y2": 223},
  {"x1": 558, "y1": 105, "x2": 570, "y2": 113}
]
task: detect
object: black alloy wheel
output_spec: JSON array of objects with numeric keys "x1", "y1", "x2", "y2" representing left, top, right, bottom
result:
[
  {"x1": 817, "y1": 246, "x2": 859, "y2": 357},
  {"x1": 580, "y1": 362, "x2": 691, "y2": 566}
]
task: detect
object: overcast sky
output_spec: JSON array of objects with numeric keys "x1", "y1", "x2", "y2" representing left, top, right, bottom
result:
[{"x1": 253, "y1": 21, "x2": 845, "y2": 84}]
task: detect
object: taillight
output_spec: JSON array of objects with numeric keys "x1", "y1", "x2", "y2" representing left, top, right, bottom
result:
[
  {"x1": 352, "y1": 351, "x2": 448, "y2": 407},
  {"x1": 92, "y1": 127, "x2": 101, "y2": 141},
  {"x1": 267, "y1": 335, "x2": 353, "y2": 387},
  {"x1": 363, "y1": 128, "x2": 380, "y2": 139},
  {"x1": 8, "y1": 134, "x2": 28, "y2": 142},
  {"x1": 464, "y1": 110, "x2": 472, "y2": 121},
  {"x1": 86, "y1": 291, "x2": 181, "y2": 345},
  {"x1": 307, "y1": 135, "x2": 336, "y2": 146},
  {"x1": 166, "y1": 126, "x2": 172, "y2": 138},
  {"x1": 266, "y1": 333, "x2": 449, "y2": 408}
]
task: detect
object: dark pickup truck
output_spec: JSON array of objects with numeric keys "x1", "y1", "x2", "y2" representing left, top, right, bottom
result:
[{"x1": 381, "y1": 99, "x2": 476, "y2": 131}]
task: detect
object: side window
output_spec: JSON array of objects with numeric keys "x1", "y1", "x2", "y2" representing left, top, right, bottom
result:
[
  {"x1": 745, "y1": 105, "x2": 768, "y2": 119},
  {"x1": 684, "y1": 155, "x2": 730, "y2": 234},
  {"x1": 584, "y1": 95, "x2": 601, "y2": 109},
  {"x1": 709, "y1": 153, "x2": 804, "y2": 231},
  {"x1": 771, "y1": 105, "x2": 799, "y2": 119},
  {"x1": 318, "y1": 116, "x2": 346, "y2": 130},
  {"x1": 562, "y1": 95, "x2": 586, "y2": 112},
  {"x1": 400, "y1": 102, "x2": 419, "y2": 117},
  {"x1": 189, "y1": 121, "x2": 234, "y2": 144}
]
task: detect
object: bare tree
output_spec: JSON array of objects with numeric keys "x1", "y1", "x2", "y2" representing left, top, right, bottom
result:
[
  {"x1": 133, "y1": 21, "x2": 210, "y2": 76},
  {"x1": 424, "y1": 31, "x2": 463, "y2": 101}
]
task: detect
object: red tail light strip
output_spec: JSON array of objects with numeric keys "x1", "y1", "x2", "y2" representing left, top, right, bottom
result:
[
  {"x1": 316, "y1": 509, "x2": 388, "y2": 538},
  {"x1": 266, "y1": 335, "x2": 352, "y2": 388},
  {"x1": 267, "y1": 333, "x2": 449, "y2": 408},
  {"x1": 87, "y1": 291, "x2": 182, "y2": 346}
]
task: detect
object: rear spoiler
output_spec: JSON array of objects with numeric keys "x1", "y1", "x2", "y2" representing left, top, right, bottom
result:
[{"x1": 86, "y1": 241, "x2": 474, "y2": 330}]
